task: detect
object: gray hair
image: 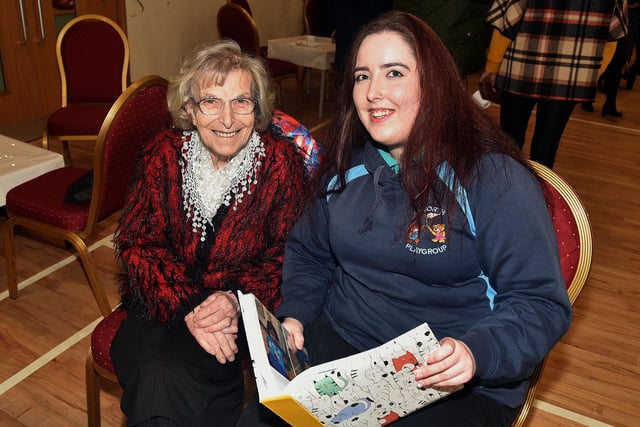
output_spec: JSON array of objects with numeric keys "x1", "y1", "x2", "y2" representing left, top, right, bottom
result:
[{"x1": 167, "y1": 39, "x2": 275, "y2": 131}]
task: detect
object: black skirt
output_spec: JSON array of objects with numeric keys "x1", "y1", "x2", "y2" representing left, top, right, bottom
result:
[{"x1": 110, "y1": 308, "x2": 248, "y2": 427}]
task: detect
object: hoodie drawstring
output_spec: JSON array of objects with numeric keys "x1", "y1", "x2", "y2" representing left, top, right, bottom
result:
[{"x1": 358, "y1": 164, "x2": 386, "y2": 235}]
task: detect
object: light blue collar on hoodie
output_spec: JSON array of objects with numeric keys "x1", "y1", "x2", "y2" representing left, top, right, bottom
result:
[{"x1": 377, "y1": 148, "x2": 399, "y2": 173}]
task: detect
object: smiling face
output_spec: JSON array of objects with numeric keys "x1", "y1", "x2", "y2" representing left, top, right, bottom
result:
[
  {"x1": 353, "y1": 31, "x2": 421, "y2": 161},
  {"x1": 186, "y1": 69, "x2": 255, "y2": 169}
]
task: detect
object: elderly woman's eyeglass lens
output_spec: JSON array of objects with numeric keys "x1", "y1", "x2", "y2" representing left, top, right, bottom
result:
[{"x1": 195, "y1": 97, "x2": 256, "y2": 115}]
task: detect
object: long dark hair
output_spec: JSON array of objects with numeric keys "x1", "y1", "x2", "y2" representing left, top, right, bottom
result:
[{"x1": 314, "y1": 11, "x2": 529, "y2": 230}]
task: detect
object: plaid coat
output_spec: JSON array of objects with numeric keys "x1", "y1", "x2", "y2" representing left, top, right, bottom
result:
[{"x1": 487, "y1": 0, "x2": 628, "y2": 101}]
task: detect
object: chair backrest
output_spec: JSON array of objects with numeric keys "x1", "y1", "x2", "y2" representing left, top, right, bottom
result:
[
  {"x1": 87, "y1": 76, "x2": 172, "y2": 229},
  {"x1": 217, "y1": 3, "x2": 262, "y2": 57},
  {"x1": 511, "y1": 161, "x2": 593, "y2": 427},
  {"x1": 531, "y1": 161, "x2": 593, "y2": 303},
  {"x1": 229, "y1": 0, "x2": 253, "y2": 16},
  {"x1": 57, "y1": 14, "x2": 129, "y2": 105}
]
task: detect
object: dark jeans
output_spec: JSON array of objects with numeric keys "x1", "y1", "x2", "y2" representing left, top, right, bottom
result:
[
  {"x1": 236, "y1": 314, "x2": 518, "y2": 427},
  {"x1": 500, "y1": 91, "x2": 576, "y2": 169}
]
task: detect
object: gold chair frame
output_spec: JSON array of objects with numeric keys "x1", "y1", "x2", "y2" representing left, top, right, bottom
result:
[{"x1": 511, "y1": 161, "x2": 593, "y2": 427}]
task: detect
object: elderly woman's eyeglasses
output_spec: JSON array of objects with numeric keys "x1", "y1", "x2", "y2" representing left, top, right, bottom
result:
[{"x1": 194, "y1": 96, "x2": 256, "y2": 115}]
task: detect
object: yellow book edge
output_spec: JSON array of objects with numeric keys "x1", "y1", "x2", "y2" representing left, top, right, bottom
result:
[{"x1": 262, "y1": 394, "x2": 323, "y2": 427}]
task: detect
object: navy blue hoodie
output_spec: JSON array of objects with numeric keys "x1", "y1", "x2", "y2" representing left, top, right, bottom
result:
[{"x1": 276, "y1": 140, "x2": 572, "y2": 408}]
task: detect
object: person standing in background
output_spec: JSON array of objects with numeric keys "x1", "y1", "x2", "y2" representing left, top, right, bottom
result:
[
  {"x1": 393, "y1": 0, "x2": 493, "y2": 78},
  {"x1": 624, "y1": 1, "x2": 640, "y2": 89},
  {"x1": 582, "y1": 0, "x2": 639, "y2": 116},
  {"x1": 596, "y1": 0, "x2": 640, "y2": 115},
  {"x1": 481, "y1": 0, "x2": 627, "y2": 169}
]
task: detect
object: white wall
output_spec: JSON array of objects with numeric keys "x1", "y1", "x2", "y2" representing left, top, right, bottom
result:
[
  {"x1": 252, "y1": 0, "x2": 304, "y2": 44},
  {"x1": 125, "y1": 0, "x2": 304, "y2": 81}
]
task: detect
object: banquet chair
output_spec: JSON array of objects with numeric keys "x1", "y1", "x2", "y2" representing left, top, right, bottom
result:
[
  {"x1": 43, "y1": 14, "x2": 129, "y2": 166},
  {"x1": 85, "y1": 110, "x2": 320, "y2": 427},
  {"x1": 511, "y1": 161, "x2": 593, "y2": 427},
  {"x1": 217, "y1": 3, "x2": 299, "y2": 107},
  {"x1": 4, "y1": 76, "x2": 171, "y2": 318}
]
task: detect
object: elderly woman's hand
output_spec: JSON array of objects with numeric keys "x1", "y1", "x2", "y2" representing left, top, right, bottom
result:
[
  {"x1": 185, "y1": 291, "x2": 241, "y2": 363},
  {"x1": 192, "y1": 291, "x2": 240, "y2": 332},
  {"x1": 413, "y1": 337, "x2": 476, "y2": 388}
]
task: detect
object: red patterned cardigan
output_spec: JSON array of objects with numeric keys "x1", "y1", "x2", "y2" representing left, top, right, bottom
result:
[{"x1": 114, "y1": 127, "x2": 308, "y2": 326}]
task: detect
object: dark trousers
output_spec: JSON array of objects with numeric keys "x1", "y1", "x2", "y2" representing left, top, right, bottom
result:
[
  {"x1": 500, "y1": 91, "x2": 576, "y2": 169},
  {"x1": 601, "y1": 35, "x2": 634, "y2": 111},
  {"x1": 630, "y1": 8, "x2": 640, "y2": 75},
  {"x1": 236, "y1": 314, "x2": 518, "y2": 427},
  {"x1": 111, "y1": 308, "x2": 246, "y2": 427}
]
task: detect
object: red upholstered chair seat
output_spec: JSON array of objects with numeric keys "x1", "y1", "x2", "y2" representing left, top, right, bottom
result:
[
  {"x1": 6, "y1": 167, "x2": 91, "y2": 231},
  {"x1": 90, "y1": 309, "x2": 252, "y2": 377},
  {"x1": 46, "y1": 104, "x2": 113, "y2": 136},
  {"x1": 544, "y1": 184, "x2": 581, "y2": 290},
  {"x1": 91, "y1": 308, "x2": 127, "y2": 375}
]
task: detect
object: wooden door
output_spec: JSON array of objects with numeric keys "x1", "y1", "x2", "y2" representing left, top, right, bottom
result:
[
  {"x1": 0, "y1": 0, "x2": 60, "y2": 128},
  {"x1": 0, "y1": 0, "x2": 127, "y2": 129}
]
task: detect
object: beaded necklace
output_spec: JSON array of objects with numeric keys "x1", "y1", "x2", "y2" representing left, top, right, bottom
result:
[{"x1": 180, "y1": 130, "x2": 265, "y2": 241}]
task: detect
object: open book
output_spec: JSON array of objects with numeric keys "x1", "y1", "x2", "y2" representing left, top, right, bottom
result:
[{"x1": 238, "y1": 291, "x2": 461, "y2": 426}]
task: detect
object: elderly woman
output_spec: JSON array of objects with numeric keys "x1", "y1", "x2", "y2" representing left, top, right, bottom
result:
[{"x1": 109, "y1": 40, "x2": 308, "y2": 427}]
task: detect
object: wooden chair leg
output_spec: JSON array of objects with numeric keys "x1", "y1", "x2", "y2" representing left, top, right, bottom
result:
[
  {"x1": 4, "y1": 215, "x2": 111, "y2": 317},
  {"x1": 86, "y1": 349, "x2": 102, "y2": 427},
  {"x1": 68, "y1": 234, "x2": 112, "y2": 317},
  {"x1": 3, "y1": 217, "x2": 19, "y2": 299},
  {"x1": 42, "y1": 129, "x2": 50, "y2": 150},
  {"x1": 61, "y1": 140, "x2": 72, "y2": 166}
]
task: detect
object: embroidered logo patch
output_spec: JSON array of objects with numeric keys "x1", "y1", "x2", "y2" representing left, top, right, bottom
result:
[{"x1": 405, "y1": 208, "x2": 447, "y2": 255}]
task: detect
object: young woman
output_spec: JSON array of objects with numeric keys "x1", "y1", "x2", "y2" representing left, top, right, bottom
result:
[{"x1": 238, "y1": 11, "x2": 571, "y2": 427}]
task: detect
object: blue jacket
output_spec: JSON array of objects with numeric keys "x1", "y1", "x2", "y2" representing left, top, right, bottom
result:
[{"x1": 276, "y1": 140, "x2": 572, "y2": 408}]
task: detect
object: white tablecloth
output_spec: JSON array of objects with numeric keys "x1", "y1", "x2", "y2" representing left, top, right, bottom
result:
[
  {"x1": 268, "y1": 36, "x2": 336, "y2": 118},
  {"x1": 0, "y1": 134, "x2": 65, "y2": 206},
  {"x1": 267, "y1": 36, "x2": 335, "y2": 70}
]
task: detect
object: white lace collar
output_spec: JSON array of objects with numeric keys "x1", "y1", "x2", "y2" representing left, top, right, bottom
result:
[{"x1": 180, "y1": 130, "x2": 265, "y2": 241}]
